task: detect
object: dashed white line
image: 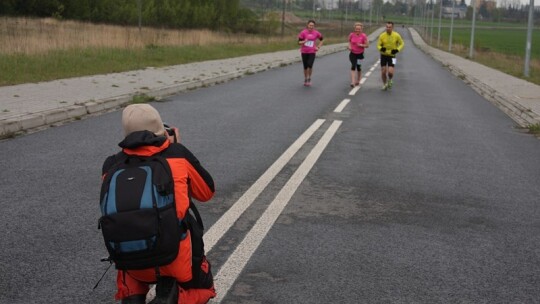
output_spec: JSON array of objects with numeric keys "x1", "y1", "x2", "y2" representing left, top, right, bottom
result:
[
  {"x1": 211, "y1": 120, "x2": 343, "y2": 303},
  {"x1": 348, "y1": 86, "x2": 360, "y2": 96},
  {"x1": 334, "y1": 99, "x2": 351, "y2": 113}
]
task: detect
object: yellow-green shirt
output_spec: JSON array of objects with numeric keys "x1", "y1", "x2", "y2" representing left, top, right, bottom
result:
[{"x1": 377, "y1": 31, "x2": 404, "y2": 57}]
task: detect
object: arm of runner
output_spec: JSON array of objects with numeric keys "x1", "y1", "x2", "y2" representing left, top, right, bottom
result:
[
  {"x1": 317, "y1": 36, "x2": 324, "y2": 49},
  {"x1": 396, "y1": 34, "x2": 405, "y2": 52}
]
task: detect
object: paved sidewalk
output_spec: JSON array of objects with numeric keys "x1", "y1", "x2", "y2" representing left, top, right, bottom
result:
[
  {"x1": 0, "y1": 42, "x2": 342, "y2": 138},
  {"x1": 1, "y1": 28, "x2": 539, "y2": 138},
  {"x1": 409, "y1": 28, "x2": 540, "y2": 128}
]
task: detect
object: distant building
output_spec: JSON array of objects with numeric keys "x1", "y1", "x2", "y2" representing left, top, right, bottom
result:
[
  {"x1": 317, "y1": 0, "x2": 339, "y2": 10},
  {"x1": 476, "y1": 0, "x2": 496, "y2": 10},
  {"x1": 442, "y1": 0, "x2": 467, "y2": 18}
]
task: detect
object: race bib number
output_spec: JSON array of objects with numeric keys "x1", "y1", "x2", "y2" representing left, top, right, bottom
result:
[
  {"x1": 304, "y1": 40, "x2": 314, "y2": 47},
  {"x1": 392, "y1": 58, "x2": 397, "y2": 65}
]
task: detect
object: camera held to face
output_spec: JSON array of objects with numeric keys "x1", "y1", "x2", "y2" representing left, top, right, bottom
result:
[{"x1": 163, "y1": 123, "x2": 175, "y2": 136}]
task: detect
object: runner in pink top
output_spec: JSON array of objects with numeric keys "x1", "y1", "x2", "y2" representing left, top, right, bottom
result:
[
  {"x1": 348, "y1": 22, "x2": 369, "y2": 87},
  {"x1": 298, "y1": 20, "x2": 323, "y2": 87}
]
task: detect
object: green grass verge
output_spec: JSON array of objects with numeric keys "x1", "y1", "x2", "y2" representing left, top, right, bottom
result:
[
  {"x1": 437, "y1": 27, "x2": 540, "y2": 57},
  {"x1": 0, "y1": 30, "x2": 354, "y2": 87},
  {"x1": 417, "y1": 25, "x2": 540, "y2": 85},
  {"x1": 528, "y1": 123, "x2": 540, "y2": 135},
  {"x1": 0, "y1": 41, "x2": 305, "y2": 86}
]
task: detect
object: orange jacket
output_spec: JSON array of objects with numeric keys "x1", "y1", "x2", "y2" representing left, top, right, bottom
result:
[{"x1": 102, "y1": 131, "x2": 214, "y2": 285}]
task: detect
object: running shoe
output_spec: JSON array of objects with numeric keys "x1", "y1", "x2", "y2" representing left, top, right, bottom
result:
[
  {"x1": 387, "y1": 79, "x2": 393, "y2": 89},
  {"x1": 381, "y1": 83, "x2": 388, "y2": 90},
  {"x1": 350, "y1": 83, "x2": 355, "y2": 88}
]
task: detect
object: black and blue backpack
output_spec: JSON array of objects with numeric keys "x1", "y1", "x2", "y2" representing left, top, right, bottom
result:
[{"x1": 98, "y1": 153, "x2": 184, "y2": 270}]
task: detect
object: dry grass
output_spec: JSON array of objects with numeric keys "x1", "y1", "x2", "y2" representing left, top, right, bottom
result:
[{"x1": 0, "y1": 16, "x2": 287, "y2": 55}]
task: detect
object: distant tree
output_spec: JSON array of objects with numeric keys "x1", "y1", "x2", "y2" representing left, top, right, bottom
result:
[
  {"x1": 478, "y1": 2, "x2": 490, "y2": 19},
  {"x1": 0, "y1": 0, "x2": 260, "y2": 33}
]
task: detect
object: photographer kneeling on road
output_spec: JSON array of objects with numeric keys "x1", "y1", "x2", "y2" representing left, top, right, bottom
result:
[{"x1": 100, "y1": 104, "x2": 216, "y2": 304}]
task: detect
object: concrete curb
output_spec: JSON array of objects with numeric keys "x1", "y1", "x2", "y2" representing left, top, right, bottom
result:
[{"x1": 0, "y1": 43, "x2": 349, "y2": 138}]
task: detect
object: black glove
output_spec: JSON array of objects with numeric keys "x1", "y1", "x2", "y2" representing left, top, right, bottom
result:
[
  {"x1": 380, "y1": 47, "x2": 386, "y2": 52},
  {"x1": 391, "y1": 49, "x2": 399, "y2": 55}
]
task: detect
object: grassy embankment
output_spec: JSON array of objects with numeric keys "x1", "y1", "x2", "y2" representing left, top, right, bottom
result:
[
  {"x1": 0, "y1": 16, "x2": 350, "y2": 87},
  {"x1": 432, "y1": 27, "x2": 539, "y2": 84}
]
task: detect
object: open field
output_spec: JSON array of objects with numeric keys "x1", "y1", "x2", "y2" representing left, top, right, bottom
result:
[
  {"x1": 0, "y1": 16, "x2": 537, "y2": 86},
  {"x1": 416, "y1": 25, "x2": 540, "y2": 84},
  {"x1": 0, "y1": 16, "x2": 353, "y2": 86},
  {"x1": 0, "y1": 17, "x2": 293, "y2": 55},
  {"x1": 424, "y1": 26, "x2": 540, "y2": 57}
]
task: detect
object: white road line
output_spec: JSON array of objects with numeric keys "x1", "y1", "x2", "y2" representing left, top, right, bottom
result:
[
  {"x1": 211, "y1": 120, "x2": 343, "y2": 303},
  {"x1": 360, "y1": 78, "x2": 367, "y2": 85},
  {"x1": 203, "y1": 119, "x2": 325, "y2": 253},
  {"x1": 349, "y1": 86, "x2": 360, "y2": 96},
  {"x1": 146, "y1": 119, "x2": 325, "y2": 303},
  {"x1": 365, "y1": 71, "x2": 372, "y2": 77},
  {"x1": 334, "y1": 99, "x2": 350, "y2": 113}
]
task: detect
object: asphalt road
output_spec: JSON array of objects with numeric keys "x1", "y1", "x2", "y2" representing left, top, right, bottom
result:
[{"x1": 0, "y1": 29, "x2": 539, "y2": 304}]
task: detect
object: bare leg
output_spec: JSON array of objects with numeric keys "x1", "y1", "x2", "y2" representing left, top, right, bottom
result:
[
  {"x1": 388, "y1": 66, "x2": 395, "y2": 80},
  {"x1": 350, "y1": 70, "x2": 356, "y2": 85},
  {"x1": 381, "y1": 66, "x2": 388, "y2": 84}
]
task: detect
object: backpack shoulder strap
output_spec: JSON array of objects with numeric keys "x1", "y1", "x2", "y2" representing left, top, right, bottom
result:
[{"x1": 188, "y1": 199, "x2": 204, "y2": 230}]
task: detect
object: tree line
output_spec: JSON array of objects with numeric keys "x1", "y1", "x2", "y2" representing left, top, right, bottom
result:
[{"x1": 0, "y1": 0, "x2": 260, "y2": 32}]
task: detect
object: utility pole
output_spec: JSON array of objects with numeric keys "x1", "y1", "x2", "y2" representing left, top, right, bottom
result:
[
  {"x1": 281, "y1": 0, "x2": 286, "y2": 37},
  {"x1": 437, "y1": 0, "x2": 442, "y2": 47},
  {"x1": 424, "y1": 0, "x2": 429, "y2": 36},
  {"x1": 430, "y1": 0, "x2": 435, "y2": 45},
  {"x1": 524, "y1": 0, "x2": 534, "y2": 77},
  {"x1": 369, "y1": 0, "x2": 373, "y2": 26},
  {"x1": 469, "y1": 0, "x2": 477, "y2": 58},
  {"x1": 449, "y1": 0, "x2": 455, "y2": 51},
  {"x1": 137, "y1": 0, "x2": 142, "y2": 33}
]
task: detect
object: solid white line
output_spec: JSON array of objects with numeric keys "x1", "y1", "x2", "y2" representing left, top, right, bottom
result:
[
  {"x1": 349, "y1": 86, "x2": 360, "y2": 96},
  {"x1": 334, "y1": 99, "x2": 350, "y2": 113},
  {"x1": 203, "y1": 119, "x2": 325, "y2": 253},
  {"x1": 146, "y1": 120, "x2": 325, "y2": 303},
  {"x1": 211, "y1": 120, "x2": 343, "y2": 303}
]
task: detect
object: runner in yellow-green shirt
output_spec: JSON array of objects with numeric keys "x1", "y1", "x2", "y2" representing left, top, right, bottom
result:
[{"x1": 377, "y1": 21, "x2": 404, "y2": 90}]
